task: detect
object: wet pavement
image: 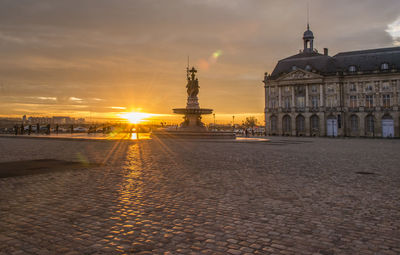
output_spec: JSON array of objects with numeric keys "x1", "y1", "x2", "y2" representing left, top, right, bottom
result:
[{"x1": 0, "y1": 137, "x2": 399, "y2": 254}]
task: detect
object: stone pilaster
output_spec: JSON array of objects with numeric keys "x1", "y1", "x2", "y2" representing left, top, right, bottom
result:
[
  {"x1": 278, "y1": 86, "x2": 282, "y2": 108},
  {"x1": 320, "y1": 84, "x2": 324, "y2": 107},
  {"x1": 277, "y1": 113, "x2": 282, "y2": 136},
  {"x1": 305, "y1": 85, "x2": 309, "y2": 108},
  {"x1": 291, "y1": 114, "x2": 296, "y2": 136},
  {"x1": 359, "y1": 113, "x2": 365, "y2": 136},
  {"x1": 320, "y1": 113, "x2": 326, "y2": 136},
  {"x1": 305, "y1": 113, "x2": 310, "y2": 136},
  {"x1": 394, "y1": 112, "x2": 400, "y2": 137}
]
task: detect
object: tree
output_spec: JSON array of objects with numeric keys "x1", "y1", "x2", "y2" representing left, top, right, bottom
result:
[{"x1": 243, "y1": 117, "x2": 258, "y2": 128}]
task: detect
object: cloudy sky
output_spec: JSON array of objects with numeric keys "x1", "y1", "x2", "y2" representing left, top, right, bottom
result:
[{"x1": 1, "y1": 0, "x2": 400, "y2": 122}]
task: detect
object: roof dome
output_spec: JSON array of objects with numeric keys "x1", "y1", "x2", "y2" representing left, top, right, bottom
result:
[{"x1": 303, "y1": 29, "x2": 314, "y2": 39}]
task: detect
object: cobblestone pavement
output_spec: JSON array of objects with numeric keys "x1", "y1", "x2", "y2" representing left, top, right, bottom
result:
[{"x1": 0, "y1": 137, "x2": 399, "y2": 255}]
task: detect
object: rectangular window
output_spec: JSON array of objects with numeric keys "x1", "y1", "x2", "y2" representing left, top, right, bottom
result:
[
  {"x1": 327, "y1": 96, "x2": 336, "y2": 107},
  {"x1": 311, "y1": 96, "x2": 318, "y2": 108},
  {"x1": 383, "y1": 94, "x2": 391, "y2": 108},
  {"x1": 382, "y1": 81, "x2": 390, "y2": 91},
  {"x1": 284, "y1": 97, "x2": 291, "y2": 109},
  {"x1": 296, "y1": 96, "x2": 305, "y2": 108},
  {"x1": 349, "y1": 95, "x2": 357, "y2": 108},
  {"x1": 311, "y1": 85, "x2": 317, "y2": 93},
  {"x1": 365, "y1": 95, "x2": 373, "y2": 108},
  {"x1": 349, "y1": 83, "x2": 357, "y2": 92},
  {"x1": 365, "y1": 83, "x2": 373, "y2": 92}
]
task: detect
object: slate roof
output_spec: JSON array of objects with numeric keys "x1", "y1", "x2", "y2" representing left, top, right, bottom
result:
[{"x1": 270, "y1": 46, "x2": 400, "y2": 79}]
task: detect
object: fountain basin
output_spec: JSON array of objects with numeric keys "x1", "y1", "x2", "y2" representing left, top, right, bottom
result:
[{"x1": 173, "y1": 108, "x2": 213, "y2": 115}]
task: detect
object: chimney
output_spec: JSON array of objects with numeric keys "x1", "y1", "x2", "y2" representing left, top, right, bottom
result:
[{"x1": 324, "y1": 48, "x2": 329, "y2": 56}]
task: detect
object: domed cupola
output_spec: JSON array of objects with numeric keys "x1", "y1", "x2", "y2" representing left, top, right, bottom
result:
[{"x1": 303, "y1": 24, "x2": 314, "y2": 53}]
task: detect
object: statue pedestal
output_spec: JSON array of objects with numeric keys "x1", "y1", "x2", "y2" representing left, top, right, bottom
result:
[{"x1": 186, "y1": 114, "x2": 204, "y2": 130}]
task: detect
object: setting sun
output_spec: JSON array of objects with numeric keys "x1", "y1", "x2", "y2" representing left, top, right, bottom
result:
[{"x1": 119, "y1": 112, "x2": 153, "y2": 124}]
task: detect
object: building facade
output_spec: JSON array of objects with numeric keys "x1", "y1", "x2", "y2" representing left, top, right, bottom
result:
[{"x1": 263, "y1": 25, "x2": 400, "y2": 138}]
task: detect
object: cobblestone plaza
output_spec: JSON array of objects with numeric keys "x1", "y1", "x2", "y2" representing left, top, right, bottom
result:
[{"x1": 0, "y1": 137, "x2": 399, "y2": 254}]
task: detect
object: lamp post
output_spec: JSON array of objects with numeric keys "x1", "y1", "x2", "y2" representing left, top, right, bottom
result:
[
  {"x1": 213, "y1": 113, "x2": 216, "y2": 131},
  {"x1": 232, "y1": 115, "x2": 235, "y2": 131}
]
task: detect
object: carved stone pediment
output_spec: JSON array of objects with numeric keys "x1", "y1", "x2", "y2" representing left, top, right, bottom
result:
[{"x1": 276, "y1": 69, "x2": 323, "y2": 81}]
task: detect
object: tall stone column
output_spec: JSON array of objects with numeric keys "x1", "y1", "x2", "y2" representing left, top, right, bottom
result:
[{"x1": 278, "y1": 86, "x2": 282, "y2": 108}]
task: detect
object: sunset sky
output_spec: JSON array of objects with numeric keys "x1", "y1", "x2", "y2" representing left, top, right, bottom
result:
[{"x1": 1, "y1": 0, "x2": 400, "y2": 123}]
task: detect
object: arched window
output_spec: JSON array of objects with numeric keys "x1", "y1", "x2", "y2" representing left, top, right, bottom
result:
[
  {"x1": 311, "y1": 115, "x2": 319, "y2": 131},
  {"x1": 350, "y1": 115, "x2": 359, "y2": 131},
  {"x1": 349, "y1": 65, "x2": 357, "y2": 72},
  {"x1": 270, "y1": 115, "x2": 277, "y2": 132},
  {"x1": 292, "y1": 66, "x2": 297, "y2": 71},
  {"x1": 305, "y1": 65, "x2": 312, "y2": 71},
  {"x1": 296, "y1": 115, "x2": 305, "y2": 132},
  {"x1": 282, "y1": 115, "x2": 291, "y2": 132},
  {"x1": 381, "y1": 63, "x2": 389, "y2": 70},
  {"x1": 365, "y1": 115, "x2": 375, "y2": 133}
]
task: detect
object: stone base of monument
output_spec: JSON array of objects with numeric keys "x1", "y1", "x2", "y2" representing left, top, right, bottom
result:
[{"x1": 151, "y1": 130, "x2": 236, "y2": 139}]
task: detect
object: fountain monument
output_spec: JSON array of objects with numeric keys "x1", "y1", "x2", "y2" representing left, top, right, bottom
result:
[{"x1": 152, "y1": 66, "x2": 235, "y2": 139}]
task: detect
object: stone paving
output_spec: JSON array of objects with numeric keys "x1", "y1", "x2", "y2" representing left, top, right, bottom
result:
[{"x1": 0, "y1": 137, "x2": 399, "y2": 255}]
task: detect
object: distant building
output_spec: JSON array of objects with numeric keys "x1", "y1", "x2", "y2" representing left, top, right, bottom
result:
[
  {"x1": 263, "y1": 24, "x2": 400, "y2": 138},
  {"x1": 76, "y1": 118, "x2": 85, "y2": 124},
  {"x1": 23, "y1": 116, "x2": 85, "y2": 125},
  {"x1": 52, "y1": 116, "x2": 72, "y2": 124},
  {"x1": 22, "y1": 115, "x2": 26, "y2": 123},
  {"x1": 28, "y1": 117, "x2": 52, "y2": 125}
]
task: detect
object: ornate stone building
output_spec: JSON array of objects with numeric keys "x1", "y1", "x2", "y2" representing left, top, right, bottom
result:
[{"x1": 263, "y1": 25, "x2": 400, "y2": 137}]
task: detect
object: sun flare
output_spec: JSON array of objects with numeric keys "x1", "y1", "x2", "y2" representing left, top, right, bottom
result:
[{"x1": 119, "y1": 111, "x2": 153, "y2": 124}]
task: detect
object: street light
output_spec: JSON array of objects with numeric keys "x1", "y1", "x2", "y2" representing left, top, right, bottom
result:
[
  {"x1": 232, "y1": 115, "x2": 235, "y2": 130},
  {"x1": 213, "y1": 113, "x2": 216, "y2": 130}
]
